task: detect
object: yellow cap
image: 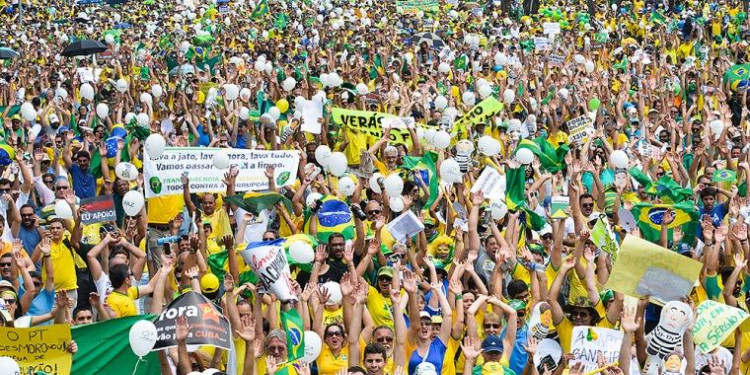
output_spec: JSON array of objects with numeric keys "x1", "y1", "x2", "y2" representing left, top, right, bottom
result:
[{"x1": 200, "y1": 273, "x2": 220, "y2": 294}]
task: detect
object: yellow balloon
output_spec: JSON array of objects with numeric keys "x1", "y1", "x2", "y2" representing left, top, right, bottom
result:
[
  {"x1": 196, "y1": 91, "x2": 205, "y2": 104},
  {"x1": 450, "y1": 86, "x2": 460, "y2": 98},
  {"x1": 276, "y1": 99, "x2": 289, "y2": 113}
]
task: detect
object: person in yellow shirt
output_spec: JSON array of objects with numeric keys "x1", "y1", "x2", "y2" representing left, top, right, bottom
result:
[
  {"x1": 105, "y1": 263, "x2": 139, "y2": 317},
  {"x1": 31, "y1": 218, "x2": 79, "y2": 297},
  {"x1": 316, "y1": 323, "x2": 351, "y2": 375}
]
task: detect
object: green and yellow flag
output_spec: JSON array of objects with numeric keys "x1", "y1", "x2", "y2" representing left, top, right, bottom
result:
[
  {"x1": 225, "y1": 191, "x2": 293, "y2": 216},
  {"x1": 280, "y1": 308, "x2": 305, "y2": 369},
  {"x1": 630, "y1": 202, "x2": 699, "y2": 244},
  {"x1": 251, "y1": 0, "x2": 269, "y2": 18}
]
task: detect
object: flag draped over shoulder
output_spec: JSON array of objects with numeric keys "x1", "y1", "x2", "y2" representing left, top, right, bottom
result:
[
  {"x1": 630, "y1": 202, "x2": 699, "y2": 244},
  {"x1": 402, "y1": 152, "x2": 439, "y2": 208},
  {"x1": 515, "y1": 137, "x2": 569, "y2": 173},
  {"x1": 505, "y1": 167, "x2": 545, "y2": 231},
  {"x1": 628, "y1": 168, "x2": 693, "y2": 204},
  {"x1": 225, "y1": 191, "x2": 293, "y2": 216},
  {"x1": 72, "y1": 315, "x2": 161, "y2": 374}
]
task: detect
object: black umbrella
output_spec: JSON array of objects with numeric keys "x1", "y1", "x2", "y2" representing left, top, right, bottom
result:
[
  {"x1": 60, "y1": 39, "x2": 107, "y2": 57},
  {"x1": 0, "y1": 48, "x2": 19, "y2": 60},
  {"x1": 411, "y1": 32, "x2": 446, "y2": 49}
]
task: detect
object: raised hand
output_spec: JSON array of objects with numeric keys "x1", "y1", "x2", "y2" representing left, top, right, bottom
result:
[{"x1": 315, "y1": 244, "x2": 328, "y2": 263}]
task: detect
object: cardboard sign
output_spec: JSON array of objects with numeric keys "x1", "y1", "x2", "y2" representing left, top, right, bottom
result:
[
  {"x1": 386, "y1": 210, "x2": 425, "y2": 243},
  {"x1": 0, "y1": 324, "x2": 73, "y2": 375},
  {"x1": 566, "y1": 115, "x2": 594, "y2": 148},
  {"x1": 692, "y1": 300, "x2": 750, "y2": 353},
  {"x1": 571, "y1": 326, "x2": 623, "y2": 372},
  {"x1": 548, "y1": 54, "x2": 565, "y2": 66},
  {"x1": 534, "y1": 37, "x2": 550, "y2": 51},
  {"x1": 543, "y1": 22, "x2": 561, "y2": 35},
  {"x1": 470, "y1": 167, "x2": 505, "y2": 198},
  {"x1": 591, "y1": 216, "x2": 620, "y2": 260},
  {"x1": 79, "y1": 195, "x2": 117, "y2": 225},
  {"x1": 606, "y1": 236, "x2": 702, "y2": 303},
  {"x1": 154, "y1": 291, "x2": 232, "y2": 350}
]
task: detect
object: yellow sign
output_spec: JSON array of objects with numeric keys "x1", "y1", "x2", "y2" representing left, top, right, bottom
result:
[
  {"x1": 0, "y1": 324, "x2": 73, "y2": 375},
  {"x1": 330, "y1": 108, "x2": 424, "y2": 146},
  {"x1": 605, "y1": 236, "x2": 702, "y2": 303},
  {"x1": 454, "y1": 97, "x2": 504, "y2": 129},
  {"x1": 692, "y1": 300, "x2": 750, "y2": 353}
]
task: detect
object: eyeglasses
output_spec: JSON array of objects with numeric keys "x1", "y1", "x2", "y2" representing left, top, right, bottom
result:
[
  {"x1": 55, "y1": 186, "x2": 69, "y2": 191},
  {"x1": 0, "y1": 262, "x2": 11, "y2": 268},
  {"x1": 267, "y1": 345, "x2": 286, "y2": 354},
  {"x1": 483, "y1": 323, "x2": 500, "y2": 329},
  {"x1": 376, "y1": 336, "x2": 394, "y2": 343},
  {"x1": 325, "y1": 331, "x2": 343, "y2": 338}
]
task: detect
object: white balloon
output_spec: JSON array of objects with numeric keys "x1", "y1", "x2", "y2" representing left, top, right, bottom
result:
[
  {"x1": 438, "y1": 62, "x2": 450, "y2": 73},
  {"x1": 338, "y1": 176, "x2": 356, "y2": 196},
  {"x1": 54, "y1": 200, "x2": 73, "y2": 219},
  {"x1": 96, "y1": 103, "x2": 109, "y2": 119},
  {"x1": 240, "y1": 88, "x2": 252, "y2": 101},
  {"x1": 462, "y1": 92, "x2": 476, "y2": 106},
  {"x1": 124, "y1": 112, "x2": 136, "y2": 125},
  {"x1": 514, "y1": 148, "x2": 534, "y2": 165},
  {"x1": 105, "y1": 34, "x2": 115, "y2": 44},
  {"x1": 389, "y1": 196, "x2": 405, "y2": 212},
  {"x1": 321, "y1": 281, "x2": 342, "y2": 305},
  {"x1": 239, "y1": 107, "x2": 250, "y2": 120},
  {"x1": 610, "y1": 150, "x2": 629, "y2": 169},
  {"x1": 20, "y1": 102, "x2": 36, "y2": 121},
  {"x1": 558, "y1": 88, "x2": 569, "y2": 100},
  {"x1": 129, "y1": 320, "x2": 158, "y2": 357},
  {"x1": 434, "y1": 95, "x2": 448, "y2": 110},
  {"x1": 495, "y1": 52, "x2": 508, "y2": 66},
  {"x1": 113, "y1": 78, "x2": 128, "y2": 93},
  {"x1": 369, "y1": 173, "x2": 384, "y2": 194},
  {"x1": 439, "y1": 158, "x2": 463, "y2": 184},
  {"x1": 478, "y1": 84, "x2": 493, "y2": 99},
  {"x1": 137, "y1": 113, "x2": 151, "y2": 127},
  {"x1": 140, "y1": 92, "x2": 153, "y2": 106},
  {"x1": 268, "y1": 106, "x2": 281, "y2": 121},
  {"x1": 144, "y1": 134, "x2": 166, "y2": 159},
  {"x1": 56, "y1": 87, "x2": 69, "y2": 100},
  {"x1": 80, "y1": 83, "x2": 95, "y2": 100},
  {"x1": 574, "y1": 54, "x2": 585, "y2": 64},
  {"x1": 212, "y1": 151, "x2": 230, "y2": 169},
  {"x1": 477, "y1": 136, "x2": 501, "y2": 156},
  {"x1": 424, "y1": 128, "x2": 438, "y2": 145},
  {"x1": 503, "y1": 88, "x2": 515, "y2": 104},
  {"x1": 315, "y1": 145, "x2": 332, "y2": 167},
  {"x1": 383, "y1": 174, "x2": 404, "y2": 196},
  {"x1": 0, "y1": 357, "x2": 21, "y2": 375},
  {"x1": 327, "y1": 152, "x2": 348, "y2": 177},
  {"x1": 224, "y1": 84, "x2": 240, "y2": 100},
  {"x1": 151, "y1": 84, "x2": 164, "y2": 98},
  {"x1": 433, "y1": 130, "x2": 451, "y2": 150},
  {"x1": 302, "y1": 331, "x2": 323, "y2": 363},
  {"x1": 356, "y1": 83, "x2": 369, "y2": 95},
  {"x1": 115, "y1": 162, "x2": 138, "y2": 181},
  {"x1": 282, "y1": 77, "x2": 297, "y2": 92},
  {"x1": 122, "y1": 190, "x2": 145, "y2": 217},
  {"x1": 288, "y1": 241, "x2": 314, "y2": 264},
  {"x1": 584, "y1": 60, "x2": 595, "y2": 73},
  {"x1": 306, "y1": 192, "x2": 323, "y2": 208}
]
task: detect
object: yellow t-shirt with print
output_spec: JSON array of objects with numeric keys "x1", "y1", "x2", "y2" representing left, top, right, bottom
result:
[
  {"x1": 367, "y1": 285, "x2": 395, "y2": 329},
  {"x1": 323, "y1": 306, "x2": 344, "y2": 326},
  {"x1": 317, "y1": 338, "x2": 358, "y2": 375},
  {"x1": 106, "y1": 286, "x2": 139, "y2": 317},
  {"x1": 257, "y1": 355, "x2": 298, "y2": 375},
  {"x1": 205, "y1": 207, "x2": 233, "y2": 241}
]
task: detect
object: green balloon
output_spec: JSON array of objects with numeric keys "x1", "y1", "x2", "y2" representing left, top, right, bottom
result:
[{"x1": 589, "y1": 98, "x2": 601, "y2": 111}]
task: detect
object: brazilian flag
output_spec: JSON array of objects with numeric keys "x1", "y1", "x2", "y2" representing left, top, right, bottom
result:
[
  {"x1": 514, "y1": 137, "x2": 569, "y2": 173},
  {"x1": 713, "y1": 169, "x2": 737, "y2": 183},
  {"x1": 630, "y1": 202, "x2": 699, "y2": 244},
  {"x1": 206, "y1": 245, "x2": 258, "y2": 286},
  {"x1": 401, "y1": 152, "x2": 439, "y2": 208},
  {"x1": 723, "y1": 63, "x2": 750, "y2": 92},
  {"x1": 505, "y1": 167, "x2": 545, "y2": 231},
  {"x1": 628, "y1": 167, "x2": 694, "y2": 204},
  {"x1": 251, "y1": 0, "x2": 269, "y2": 18},
  {"x1": 304, "y1": 197, "x2": 355, "y2": 243},
  {"x1": 279, "y1": 308, "x2": 305, "y2": 374}
]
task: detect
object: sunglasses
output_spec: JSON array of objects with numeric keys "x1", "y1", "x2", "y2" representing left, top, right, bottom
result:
[
  {"x1": 263, "y1": 237, "x2": 276, "y2": 241},
  {"x1": 542, "y1": 234, "x2": 553, "y2": 240},
  {"x1": 267, "y1": 345, "x2": 286, "y2": 354},
  {"x1": 325, "y1": 331, "x2": 343, "y2": 338},
  {"x1": 43, "y1": 180, "x2": 54, "y2": 184},
  {"x1": 570, "y1": 310, "x2": 590, "y2": 318},
  {"x1": 483, "y1": 323, "x2": 500, "y2": 329},
  {"x1": 3, "y1": 299, "x2": 15, "y2": 305},
  {"x1": 0, "y1": 189, "x2": 10, "y2": 194},
  {"x1": 376, "y1": 336, "x2": 394, "y2": 343},
  {"x1": 581, "y1": 203, "x2": 594, "y2": 208},
  {"x1": 55, "y1": 186, "x2": 69, "y2": 191},
  {"x1": 0, "y1": 262, "x2": 11, "y2": 268},
  {"x1": 366, "y1": 210, "x2": 381, "y2": 215},
  {"x1": 378, "y1": 277, "x2": 392, "y2": 282}
]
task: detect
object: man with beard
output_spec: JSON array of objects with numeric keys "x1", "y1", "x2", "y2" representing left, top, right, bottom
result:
[{"x1": 13, "y1": 204, "x2": 42, "y2": 257}]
